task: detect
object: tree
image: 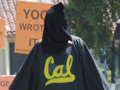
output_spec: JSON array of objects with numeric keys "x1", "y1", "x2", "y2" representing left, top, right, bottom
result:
[{"x1": 64, "y1": 0, "x2": 120, "y2": 57}]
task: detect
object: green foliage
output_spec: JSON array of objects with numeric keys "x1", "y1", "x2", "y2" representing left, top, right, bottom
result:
[{"x1": 65, "y1": 0, "x2": 120, "y2": 58}]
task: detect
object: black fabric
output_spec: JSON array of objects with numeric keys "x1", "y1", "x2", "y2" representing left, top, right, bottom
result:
[
  {"x1": 114, "y1": 23, "x2": 120, "y2": 34},
  {"x1": 9, "y1": 35, "x2": 110, "y2": 90},
  {"x1": 42, "y1": 3, "x2": 72, "y2": 54},
  {"x1": 9, "y1": 3, "x2": 110, "y2": 90}
]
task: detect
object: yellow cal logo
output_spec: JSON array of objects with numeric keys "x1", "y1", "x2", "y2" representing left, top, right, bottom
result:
[{"x1": 44, "y1": 55, "x2": 75, "y2": 86}]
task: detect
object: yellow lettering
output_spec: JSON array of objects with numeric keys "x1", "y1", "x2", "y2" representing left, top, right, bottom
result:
[
  {"x1": 44, "y1": 56, "x2": 54, "y2": 79},
  {"x1": 53, "y1": 65, "x2": 64, "y2": 77},
  {"x1": 44, "y1": 55, "x2": 75, "y2": 86}
]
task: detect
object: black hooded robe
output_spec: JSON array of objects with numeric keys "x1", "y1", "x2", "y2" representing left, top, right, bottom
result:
[
  {"x1": 9, "y1": 36, "x2": 111, "y2": 90},
  {"x1": 9, "y1": 3, "x2": 111, "y2": 90}
]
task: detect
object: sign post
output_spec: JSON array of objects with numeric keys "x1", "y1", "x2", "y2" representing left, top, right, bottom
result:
[{"x1": 15, "y1": 1, "x2": 53, "y2": 54}]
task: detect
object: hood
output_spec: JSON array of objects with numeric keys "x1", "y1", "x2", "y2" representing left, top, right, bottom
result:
[{"x1": 42, "y1": 2, "x2": 72, "y2": 54}]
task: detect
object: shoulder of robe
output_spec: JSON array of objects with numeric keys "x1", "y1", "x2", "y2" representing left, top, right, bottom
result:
[{"x1": 71, "y1": 35, "x2": 85, "y2": 46}]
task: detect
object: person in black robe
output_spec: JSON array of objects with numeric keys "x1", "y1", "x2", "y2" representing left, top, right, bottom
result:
[{"x1": 9, "y1": 2, "x2": 111, "y2": 90}]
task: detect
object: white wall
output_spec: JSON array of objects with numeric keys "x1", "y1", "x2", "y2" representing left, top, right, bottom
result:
[
  {"x1": 0, "y1": 37, "x2": 15, "y2": 75},
  {"x1": 0, "y1": 49, "x2": 5, "y2": 75}
]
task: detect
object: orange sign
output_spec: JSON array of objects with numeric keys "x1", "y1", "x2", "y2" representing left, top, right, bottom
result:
[
  {"x1": 0, "y1": 76, "x2": 15, "y2": 90},
  {"x1": 0, "y1": 19, "x2": 5, "y2": 49},
  {"x1": 15, "y1": 1, "x2": 53, "y2": 54}
]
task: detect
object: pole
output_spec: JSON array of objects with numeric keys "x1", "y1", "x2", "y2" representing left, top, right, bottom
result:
[{"x1": 111, "y1": 43, "x2": 115, "y2": 90}]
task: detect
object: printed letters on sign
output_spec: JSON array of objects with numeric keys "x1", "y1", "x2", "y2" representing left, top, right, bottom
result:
[
  {"x1": 0, "y1": 81, "x2": 9, "y2": 87},
  {"x1": 15, "y1": 1, "x2": 53, "y2": 54},
  {"x1": 0, "y1": 76, "x2": 15, "y2": 90},
  {"x1": 23, "y1": 9, "x2": 46, "y2": 20}
]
